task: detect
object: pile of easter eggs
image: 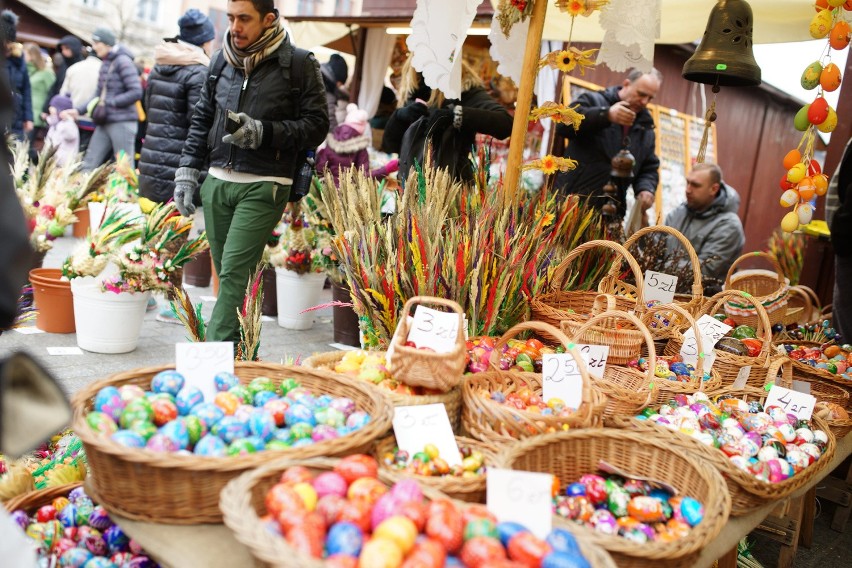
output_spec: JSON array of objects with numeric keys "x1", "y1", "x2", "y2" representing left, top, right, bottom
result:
[
  {"x1": 381, "y1": 443, "x2": 486, "y2": 478},
  {"x1": 637, "y1": 392, "x2": 829, "y2": 483},
  {"x1": 715, "y1": 321, "x2": 763, "y2": 358},
  {"x1": 9, "y1": 486, "x2": 156, "y2": 567},
  {"x1": 779, "y1": 149, "x2": 828, "y2": 231},
  {"x1": 553, "y1": 473, "x2": 704, "y2": 543},
  {"x1": 333, "y1": 351, "x2": 434, "y2": 396},
  {"x1": 488, "y1": 387, "x2": 578, "y2": 417},
  {"x1": 779, "y1": 342, "x2": 852, "y2": 379},
  {"x1": 85, "y1": 370, "x2": 372, "y2": 457},
  {"x1": 627, "y1": 355, "x2": 711, "y2": 383},
  {"x1": 466, "y1": 337, "x2": 562, "y2": 374},
  {"x1": 263, "y1": 455, "x2": 593, "y2": 567}
]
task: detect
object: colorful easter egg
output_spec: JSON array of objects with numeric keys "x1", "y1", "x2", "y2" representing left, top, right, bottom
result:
[{"x1": 150, "y1": 370, "x2": 184, "y2": 396}]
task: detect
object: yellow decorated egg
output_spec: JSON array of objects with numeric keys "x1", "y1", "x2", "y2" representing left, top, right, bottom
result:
[
  {"x1": 810, "y1": 9, "x2": 833, "y2": 39},
  {"x1": 794, "y1": 105, "x2": 811, "y2": 131},
  {"x1": 827, "y1": 0, "x2": 846, "y2": 7},
  {"x1": 820, "y1": 63, "x2": 842, "y2": 92},
  {"x1": 798, "y1": 203, "x2": 814, "y2": 225},
  {"x1": 801, "y1": 61, "x2": 823, "y2": 90},
  {"x1": 786, "y1": 163, "x2": 807, "y2": 184},
  {"x1": 781, "y1": 211, "x2": 800, "y2": 233},
  {"x1": 817, "y1": 106, "x2": 838, "y2": 133},
  {"x1": 780, "y1": 189, "x2": 799, "y2": 208},
  {"x1": 373, "y1": 517, "x2": 418, "y2": 554},
  {"x1": 358, "y1": 537, "x2": 403, "y2": 568},
  {"x1": 782, "y1": 149, "x2": 801, "y2": 170},
  {"x1": 814, "y1": 174, "x2": 829, "y2": 196}
]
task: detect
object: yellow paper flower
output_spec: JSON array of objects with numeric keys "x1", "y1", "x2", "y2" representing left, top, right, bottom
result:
[
  {"x1": 540, "y1": 155, "x2": 558, "y2": 174},
  {"x1": 539, "y1": 47, "x2": 598, "y2": 76},
  {"x1": 565, "y1": 0, "x2": 585, "y2": 16},
  {"x1": 555, "y1": 0, "x2": 609, "y2": 16},
  {"x1": 555, "y1": 50, "x2": 577, "y2": 73}
]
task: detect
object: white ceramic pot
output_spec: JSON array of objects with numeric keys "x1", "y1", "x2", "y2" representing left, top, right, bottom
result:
[
  {"x1": 71, "y1": 277, "x2": 150, "y2": 353},
  {"x1": 275, "y1": 268, "x2": 326, "y2": 330}
]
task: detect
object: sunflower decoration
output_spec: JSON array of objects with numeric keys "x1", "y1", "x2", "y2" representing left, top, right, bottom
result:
[
  {"x1": 529, "y1": 101, "x2": 584, "y2": 132},
  {"x1": 497, "y1": 0, "x2": 536, "y2": 38},
  {"x1": 554, "y1": 0, "x2": 609, "y2": 17},
  {"x1": 522, "y1": 155, "x2": 578, "y2": 175},
  {"x1": 539, "y1": 46, "x2": 598, "y2": 75}
]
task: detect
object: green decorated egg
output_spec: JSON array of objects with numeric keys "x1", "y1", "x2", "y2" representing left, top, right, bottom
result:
[{"x1": 800, "y1": 61, "x2": 822, "y2": 90}]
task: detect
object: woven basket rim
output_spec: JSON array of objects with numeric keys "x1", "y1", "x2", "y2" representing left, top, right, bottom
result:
[
  {"x1": 623, "y1": 224, "x2": 704, "y2": 304},
  {"x1": 3, "y1": 482, "x2": 83, "y2": 513}
]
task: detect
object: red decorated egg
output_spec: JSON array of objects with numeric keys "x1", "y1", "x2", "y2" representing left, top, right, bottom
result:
[{"x1": 335, "y1": 454, "x2": 379, "y2": 484}]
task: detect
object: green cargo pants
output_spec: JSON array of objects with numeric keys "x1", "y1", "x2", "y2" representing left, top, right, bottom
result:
[{"x1": 201, "y1": 176, "x2": 289, "y2": 344}]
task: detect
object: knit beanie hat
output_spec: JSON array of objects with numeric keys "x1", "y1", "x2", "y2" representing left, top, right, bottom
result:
[
  {"x1": 327, "y1": 53, "x2": 348, "y2": 84},
  {"x1": 91, "y1": 27, "x2": 116, "y2": 47},
  {"x1": 342, "y1": 103, "x2": 368, "y2": 135},
  {"x1": 178, "y1": 9, "x2": 216, "y2": 47},
  {"x1": 49, "y1": 94, "x2": 73, "y2": 114},
  {"x1": 1, "y1": 10, "x2": 18, "y2": 43}
]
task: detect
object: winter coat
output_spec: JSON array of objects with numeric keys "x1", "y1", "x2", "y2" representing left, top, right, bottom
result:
[
  {"x1": 138, "y1": 40, "x2": 210, "y2": 203},
  {"x1": 5, "y1": 48, "x2": 32, "y2": 137},
  {"x1": 44, "y1": 35, "x2": 83, "y2": 114},
  {"x1": 44, "y1": 115, "x2": 79, "y2": 166},
  {"x1": 382, "y1": 85, "x2": 512, "y2": 183},
  {"x1": 180, "y1": 38, "x2": 329, "y2": 180},
  {"x1": 554, "y1": 85, "x2": 660, "y2": 219},
  {"x1": 27, "y1": 64, "x2": 55, "y2": 128},
  {"x1": 78, "y1": 45, "x2": 142, "y2": 124},
  {"x1": 61, "y1": 56, "x2": 102, "y2": 109},
  {"x1": 316, "y1": 124, "x2": 369, "y2": 186},
  {"x1": 827, "y1": 137, "x2": 852, "y2": 257},
  {"x1": 665, "y1": 183, "x2": 745, "y2": 282}
]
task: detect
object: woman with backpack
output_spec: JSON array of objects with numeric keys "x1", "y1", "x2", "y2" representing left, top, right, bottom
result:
[{"x1": 381, "y1": 55, "x2": 512, "y2": 184}]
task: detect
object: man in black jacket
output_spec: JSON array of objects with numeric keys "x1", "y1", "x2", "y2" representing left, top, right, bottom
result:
[
  {"x1": 175, "y1": 0, "x2": 328, "y2": 345},
  {"x1": 554, "y1": 69, "x2": 662, "y2": 221},
  {"x1": 827, "y1": 137, "x2": 852, "y2": 341}
]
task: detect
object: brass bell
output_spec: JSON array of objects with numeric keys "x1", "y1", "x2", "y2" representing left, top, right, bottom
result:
[
  {"x1": 610, "y1": 148, "x2": 635, "y2": 179},
  {"x1": 601, "y1": 201, "x2": 618, "y2": 217},
  {"x1": 682, "y1": 0, "x2": 762, "y2": 87},
  {"x1": 602, "y1": 181, "x2": 617, "y2": 196}
]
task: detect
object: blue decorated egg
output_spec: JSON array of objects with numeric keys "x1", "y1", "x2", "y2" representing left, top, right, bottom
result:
[
  {"x1": 57, "y1": 503, "x2": 78, "y2": 528},
  {"x1": 325, "y1": 521, "x2": 364, "y2": 557},
  {"x1": 545, "y1": 528, "x2": 580, "y2": 555},
  {"x1": 94, "y1": 386, "x2": 126, "y2": 422},
  {"x1": 345, "y1": 411, "x2": 370, "y2": 430},
  {"x1": 233, "y1": 404, "x2": 257, "y2": 423},
  {"x1": 59, "y1": 548, "x2": 93, "y2": 568},
  {"x1": 175, "y1": 387, "x2": 204, "y2": 416},
  {"x1": 285, "y1": 403, "x2": 316, "y2": 426},
  {"x1": 248, "y1": 411, "x2": 276, "y2": 442},
  {"x1": 150, "y1": 370, "x2": 185, "y2": 396},
  {"x1": 680, "y1": 497, "x2": 704, "y2": 527},
  {"x1": 103, "y1": 525, "x2": 129, "y2": 554},
  {"x1": 110, "y1": 430, "x2": 146, "y2": 449},
  {"x1": 244, "y1": 436, "x2": 266, "y2": 451},
  {"x1": 159, "y1": 419, "x2": 190, "y2": 450},
  {"x1": 253, "y1": 390, "x2": 278, "y2": 407},
  {"x1": 80, "y1": 557, "x2": 112, "y2": 568},
  {"x1": 214, "y1": 371, "x2": 239, "y2": 392},
  {"x1": 541, "y1": 551, "x2": 591, "y2": 568},
  {"x1": 314, "y1": 394, "x2": 334, "y2": 408},
  {"x1": 190, "y1": 402, "x2": 224, "y2": 428},
  {"x1": 193, "y1": 434, "x2": 227, "y2": 456},
  {"x1": 212, "y1": 416, "x2": 249, "y2": 444}
]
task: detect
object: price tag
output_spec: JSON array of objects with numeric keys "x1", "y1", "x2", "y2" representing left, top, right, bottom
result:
[
  {"x1": 792, "y1": 380, "x2": 812, "y2": 395},
  {"x1": 732, "y1": 366, "x2": 751, "y2": 390},
  {"x1": 14, "y1": 326, "x2": 44, "y2": 335},
  {"x1": 47, "y1": 346, "x2": 84, "y2": 356},
  {"x1": 577, "y1": 344, "x2": 609, "y2": 380},
  {"x1": 542, "y1": 351, "x2": 590, "y2": 409},
  {"x1": 679, "y1": 315, "x2": 732, "y2": 371},
  {"x1": 392, "y1": 404, "x2": 461, "y2": 466},
  {"x1": 765, "y1": 385, "x2": 816, "y2": 420},
  {"x1": 405, "y1": 306, "x2": 462, "y2": 354},
  {"x1": 487, "y1": 469, "x2": 553, "y2": 539},
  {"x1": 643, "y1": 270, "x2": 678, "y2": 304},
  {"x1": 176, "y1": 342, "x2": 234, "y2": 403}
]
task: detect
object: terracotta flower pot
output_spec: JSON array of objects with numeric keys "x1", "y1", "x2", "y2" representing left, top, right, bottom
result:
[
  {"x1": 71, "y1": 207, "x2": 90, "y2": 239},
  {"x1": 29, "y1": 268, "x2": 75, "y2": 333}
]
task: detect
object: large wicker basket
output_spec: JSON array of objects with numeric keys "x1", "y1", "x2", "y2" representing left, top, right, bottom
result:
[
  {"x1": 494, "y1": 429, "x2": 730, "y2": 568},
  {"x1": 786, "y1": 285, "x2": 822, "y2": 323},
  {"x1": 373, "y1": 435, "x2": 497, "y2": 503},
  {"x1": 220, "y1": 456, "x2": 618, "y2": 568},
  {"x1": 776, "y1": 341, "x2": 852, "y2": 407},
  {"x1": 564, "y1": 309, "x2": 656, "y2": 423},
  {"x1": 461, "y1": 321, "x2": 607, "y2": 443},
  {"x1": 614, "y1": 397, "x2": 836, "y2": 516},
  {"x1": 386, "y1": 296, "x2": 467, "y2": 392},
  {"x1": 724, "y1": 252, "x2": 789, "y2": 327},
  {"x1": 302, "y1": 351, "x2": 463, "y2": 430},
  {"x1": 560, "y1": 294, "x2": 646, "y2": 366},
  {"x1": 623, "y1": 224, "x2": 704, "y2": 317},
  {"x1": 529, "y1": 240, "x2": 645, "y2": 337},
  {"x1": 71, "y1": 363, "x2": 393, "y2": 524},
  {"x1": 814, "y1": 401, "x2": 852, "y2": 439}
]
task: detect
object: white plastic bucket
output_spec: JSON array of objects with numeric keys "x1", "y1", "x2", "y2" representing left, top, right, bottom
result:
[
  {"x1": 275, "y1": 268, "x2": 326, "y2": 330},
  {"x1": 71, "y1": 278, "x2": 150, "y2": 353}
]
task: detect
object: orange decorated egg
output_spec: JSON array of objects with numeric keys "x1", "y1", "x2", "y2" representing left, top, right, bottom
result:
[
  {"x1": 830, "y1": 20, "x2": 851, "y2": 50},
  {"x1": 814, "y1": 174, "x2": 829, "y2": 196},
  {"x1": 820, "y1": 63, "x2": 842, "y2": 91},
  {"x1": 782, "y1": 149, "x2": 801, "y2": 170},
  {"x1": 797, "y1": 178, "x2": 816, "y2": 201}
]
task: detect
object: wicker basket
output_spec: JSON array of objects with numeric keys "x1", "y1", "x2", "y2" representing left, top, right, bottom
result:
[
  {"x1": 494, "y1": 429, "x2": 730, "y2": 568},
  {"x1": 3, "y1": 482, "x2": 83, "y2": 514},
  {"x1": 777, "y1": 340, "x2": 852, "y2": 407},
  {"x1": 71, "y1": 363, "x2": 393, "y2": 524},
  {"x1": 220, "y1": 456, "x2": 618, "y2": 568},
  {"x1": 623, "y1": 224, "x2": 704, "y2": 317},
  {"x1": 373, "y1": 435, "x2": 497, "y2": 503},
  {"x1": 386, "y1": 296, "x2": 466, "y2": 392},
  {"x1": 560, "y1": 295, "x2": 646, "y2": 365},
  {"x1": 529, "y1": 240, "x2": 645, "y2": 337},
  {"x1": 787, "y1": 285, "x2": 822, "y2": 323},
  {"x1": 462, "y1": 321, "x2": 607, "y2": 443},
  {"x1": 564, "y1": 309, "x2": 656, "y2": 423},
  {"x1": 615, "y1": 409, "x2": 836, "y2": 516},
  {"x1": 814, "y1": 401, "x2": 852, "y2": 439},
  {"x1": 302, "y1": 351, "x2": 463, "y2": 431},
  {"x1": 724, "y1": 252, "x2": 789, "y2": 327}
]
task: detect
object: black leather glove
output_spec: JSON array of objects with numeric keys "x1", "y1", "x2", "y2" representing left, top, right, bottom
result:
[{"x1": 396, "y1": 101, "x2": 429, "y2": 123}]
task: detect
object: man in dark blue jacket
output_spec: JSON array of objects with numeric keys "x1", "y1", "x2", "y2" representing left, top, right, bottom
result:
[
  {"x1": 554, "y1": 69, "x2": 662, "y2": 221},
  {"x1": 175, "y1": 0, "x2": 328, "y2": 345},
  {"x1": 2, "y1": 10, "x2": 32, "y2": 140}
]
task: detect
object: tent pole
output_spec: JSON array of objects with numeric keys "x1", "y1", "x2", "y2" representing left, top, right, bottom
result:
[{"x1": 502, "y1": 0, "x2": 549, "y2": 203}]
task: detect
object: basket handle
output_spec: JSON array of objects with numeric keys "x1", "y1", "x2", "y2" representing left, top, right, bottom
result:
[
  {"x1": 763, "y1": 357, "x2": 793, "y2": 390},
  {"x1": 549, "y1": 240, "x2": 646, "y2": 305},
  {"x1": 487, "y1": 321, "x2": 594, "y2": 407},
  {"x1": 639, "y1": 302, "x2": 706, "y2": 379},
  {"x1": 623, "y1": 224, "x2": 704, "y2": 302},
  {"x1": 786, "y1": 286, "x2": 814, "y2": 322},
  {"x1": 792, "y1": 285, "x2": 822, "y2": 318},
  {"x1": 565, "y1": 308, "x2": 661, "y2": 386},
  {"x1": 395, "y1": 295, "x2": 466, "y2": 352},
  {"x1": 703, "y1": 289, "x2": 772, "y2": 361},
  {"x1": 724, "y1": 251, "x2": 787, "y2": 290}
]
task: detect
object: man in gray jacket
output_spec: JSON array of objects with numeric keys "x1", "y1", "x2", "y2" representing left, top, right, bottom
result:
[{"x1": 665, "y1": 162, "x2": 745, "y2": 283}]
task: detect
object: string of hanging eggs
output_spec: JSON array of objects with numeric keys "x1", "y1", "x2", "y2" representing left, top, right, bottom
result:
[{"x1": 778, "y1": 0, "x2": 851, "y2": 233}]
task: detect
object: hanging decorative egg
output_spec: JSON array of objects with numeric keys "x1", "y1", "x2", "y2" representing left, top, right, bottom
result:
[
  {"x1": 798, "y1": 203, "x2": 814, "y2": 225},
  {"x1": 817, "y1": 106, "x2": 838, "y2": 133},
  {"x1": 808, "y1": 97, "x2": 829, "y2": 125},
  {"x1": 809, "y1": 9, "x2": 833, "y2": 39},
  {"x1": 801, "y1": 61, "x2": 823, "y2": 89},
  {"x1": 781, "y1": 211, "x2": 800, "y2": 233},
  {"x1": 780, "y1": 189, "x2": 799, "y2": 208},
  {"x1": 794, "y1": 105, "x2": 811, "y2": 131},
  {"x1": 829, "y1": 20, "x2": 851, "y2": 50},
  {"x1": 820, "y1": 62, "x2": 842, "y2": 91},
  {"x1": 797, "y1": 177, "x2": 816, "y2": 201},
  {"x1": 782, "y1": 149, "x2": 802, "y2": 170},
  {"x1": 813, "y1": 174, "x2": 829, "y2": 196},
  {"x1": 787, "y1": 163, "x2": 807, "y2": 184}
]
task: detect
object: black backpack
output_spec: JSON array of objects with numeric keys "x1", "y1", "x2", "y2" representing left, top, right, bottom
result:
[
  {"x1": 207, "y1": 47, "x2": 316, "y2": 202},
  {"x1": 397, "y1": 110, "x2": 462, "y2": 185}
]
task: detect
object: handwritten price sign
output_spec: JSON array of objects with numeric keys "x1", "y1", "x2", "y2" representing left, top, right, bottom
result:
[
  {"x1": 679, "y1": 315, "x2": 732, "y2": 371},
  {"x1": 487, "y1": 469, "x2": 553, "y2": 539},
  {"x1": 643, "y1": 270, "x2": 678, "y2": 304},
  {"x1": 542, "y1": 351, "x2": 591, "y2": 409},
  {"x1": 176, "y1": 342, "x2": 234, "y2": 403},
  {"x1": 406, "y1": 306, "x2": 461, "y2": 354},
  {"x1": 577, "y1": 344, "x2": 609, "y2": 380},
  {"x1": 392, "y1": 404, "x2": 461, "y2": 466},
  {"x1": 766, "y1": 385, "x2": 816, "y2": 420}
]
